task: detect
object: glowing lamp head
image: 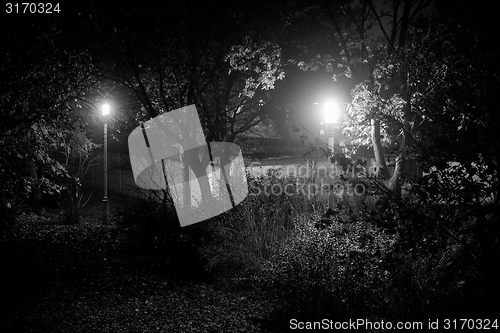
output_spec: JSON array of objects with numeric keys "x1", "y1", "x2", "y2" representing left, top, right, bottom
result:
[
  {"x1": 102, "y1": 103, "x2": 110, "y2": 116},
  {"x1": 323, "y1": 101, "x2": 340, "y2": 124}
]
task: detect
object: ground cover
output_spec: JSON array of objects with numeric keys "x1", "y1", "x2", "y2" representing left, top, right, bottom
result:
[{"x1": 0, "y1": 214, "x2": 280, "y2": 333}]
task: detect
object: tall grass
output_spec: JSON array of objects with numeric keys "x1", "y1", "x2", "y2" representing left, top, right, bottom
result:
[
  {"x1": 201, "y1": 170, "x2": 327, "y2": 277},
  {"x1": 56, "y1": 185, "x2": 92, "y2": 224}
]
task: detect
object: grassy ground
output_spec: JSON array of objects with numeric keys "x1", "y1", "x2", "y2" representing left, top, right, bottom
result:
[{"x1": 0, "y1": 214, "x2": 281, "y2": 333}]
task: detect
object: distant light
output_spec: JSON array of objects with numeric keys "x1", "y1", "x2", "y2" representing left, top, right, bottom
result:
[
  {"x1": 102, "y1": 103, "x2": 110, "y2": 116},
  {"x1": 324, "y1": 101, "x2": 340, "y2": 123}
]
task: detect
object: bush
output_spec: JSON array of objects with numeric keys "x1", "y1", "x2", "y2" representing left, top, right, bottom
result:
[
  {"x1": 56, "y1": 188, "x2": 92, "y2": 224},
  {"x1": 379, "y1": 192, "x2": 500, "y2": 320},
  {"x1": 336, "y1": 176, "x2": 500, "y2": 321},
  {"x1": 264, "y1": 214, "x2": 396, "y2": 320}
]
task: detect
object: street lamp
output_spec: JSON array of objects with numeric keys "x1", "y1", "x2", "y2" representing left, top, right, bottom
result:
[
  {"x1": 322, "y1": 101, "x2": 341, "y2": 216},
  {"x1": 102, "y1": 103, "x2": 110, "y2": 225}
]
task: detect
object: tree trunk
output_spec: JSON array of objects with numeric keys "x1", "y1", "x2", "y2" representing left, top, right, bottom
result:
[
  {"x1": 27, "y1": 157, "x2": 44, "y2": 215},
  {"x1": 183, "y1": 146, "x2": 215, "y2": 209},
  {"x1": 371, "y1": 119, "x2": 390, "y2": 179},
  {"x1": 388, "y1": 69, "x2": 412, "y2": 197},
  {"x1": 25, "y1": 129, "x2": 44, "y2": 215},
  {"x1": 388, "y1": 154, "x2": 405, "y2": 198}
]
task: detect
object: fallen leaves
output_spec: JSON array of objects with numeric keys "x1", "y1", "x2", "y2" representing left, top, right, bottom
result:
[{"x1": 0, "y1": 214, "x2": 278, "y2": 333}]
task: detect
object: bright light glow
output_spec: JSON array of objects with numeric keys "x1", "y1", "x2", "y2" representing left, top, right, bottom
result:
[
  {"x1": 323, "y1": 101, "x2": 340, "y2": 123},
  {"x1": 102, "y1": 103, "x2": 110, "y2": 116}
]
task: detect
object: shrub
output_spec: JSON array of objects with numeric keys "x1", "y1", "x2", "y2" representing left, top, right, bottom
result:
[
  {"x1": 56, "y1": 187, "x2": 92, "y2": 224},
  {"x1": 347, "y1": 173, "x2": 500, "y2": 320},
  {"x1": 265, "y1": 214, "x2": 396, "y2": 320},
  {"x1": 379, "y1": 193, "x2": 500, "y2": 320}
]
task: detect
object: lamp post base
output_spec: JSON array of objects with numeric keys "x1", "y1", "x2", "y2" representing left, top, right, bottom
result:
[
  {"x1": 102, "y1": 197, "x2": 109, "y2": 225},
  {"x1": 324, "y1": 184, "x2": 338, "y2": 217}
]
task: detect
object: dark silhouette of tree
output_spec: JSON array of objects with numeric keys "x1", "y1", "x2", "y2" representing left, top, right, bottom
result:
[
  {"x1": 1, "y1": 15, "x2": 96, "y2": 215},
  {"x1": 78, "y1": 1, "x2": 291, "y2": 143},
  {"x1": 67, "y1": 1, "x2": 296, "y2": 213},
  {"x1": 408, "y1": 0, "x2": 500, "y2": 304}
]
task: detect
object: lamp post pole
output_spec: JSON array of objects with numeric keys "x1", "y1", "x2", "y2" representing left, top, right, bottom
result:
[
  {"x1": 102, "y1": 104, "x2": 110, "y2": 225},
  {"x1": 327, "y1": 123, "x2": 336, "y2": 214},
  {"x1": 322, "y1": 101, "x2": 341, "y2": 216}
]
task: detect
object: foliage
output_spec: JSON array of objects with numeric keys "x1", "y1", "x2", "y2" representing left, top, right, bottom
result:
[
  {"x1": 344, "y1": 82, "x2": 405, "y2": 151},
  {"x1": 80, "y1": 1, "x2": 291, "y2": 143},
  {"x1": 265, "y1": 213, "x2": 395, "y2": 320},
  {"x1": 365, "y1": 193, "x2": 500, "y2": 319},
  {"x1": 56, "y1": 130, "x2": 99, "y2": 224},
  {"x1": 56, "y1": 190, "x2": 93, "y2": 225},
  {"x1": 400, "y1": 0, "x2": 500, "y2": 315},
  {"x1": 290, "y1": 0, "x2": 437, "y2": 190},
  {"x1": 254, "y1": 182, "x2": 499, "y2": 323},
  {"x1": 327, "y1": 5, "x2": 500, "y2": 320},
  {"x1": 201, "y1": 171, "x2": 314, "y2": 279},
  {"x1": 0, "y1": 15, "x2": 96, "y2": 215},
  {"x1": 2, "y1": 1, "x2": 500, "y2": 329}
]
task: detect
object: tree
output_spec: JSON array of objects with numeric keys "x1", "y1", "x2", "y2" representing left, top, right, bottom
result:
[
  {"x1": 77, "y1": 1, "x2": 289, "y2": 139},
  {"x1": 75, "y1": 1, "x2": 292, "y2": 212},
  {"x1": 407, "y1": 0, "x2": 500, "y2": 302},
  {"x1": 0, "y1": 14, "x2": 96, "y2": 215},
  {"x1": 291, "y1": 0, "x2": 435, "y2": 195},
  {"x1": 55, "y1": 128, "x2": 99, "y2": 224}
]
